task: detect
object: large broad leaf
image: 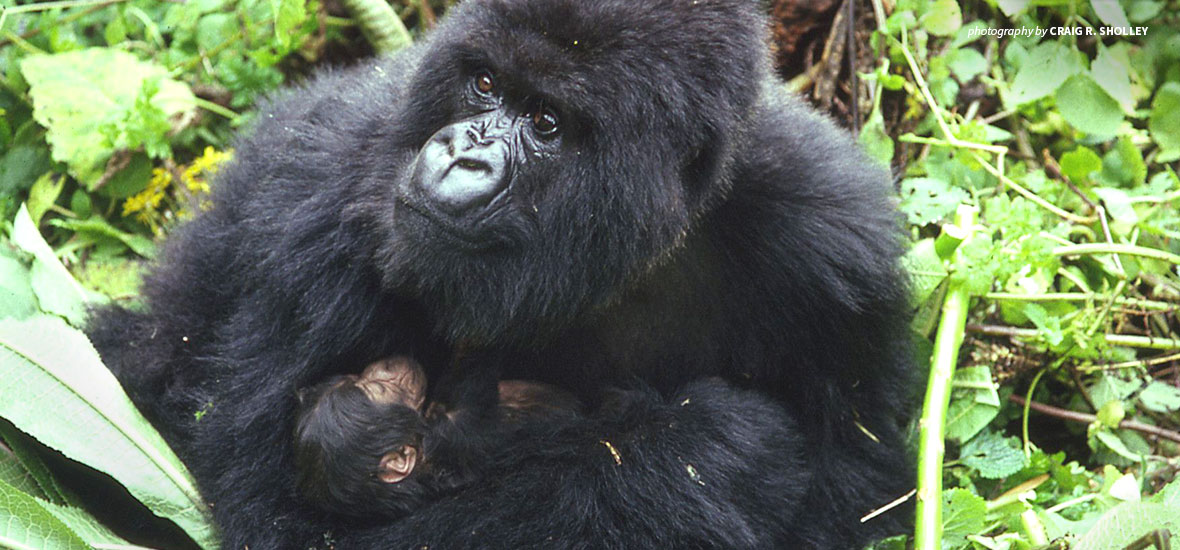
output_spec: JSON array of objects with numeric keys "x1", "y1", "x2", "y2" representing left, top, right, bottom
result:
[
  {"x1": 0, "y1": 315, "x2": 217, "y2": 549},
  {"x1": 19, "y1": 48, "x2": 196, "y2": 189},
  {"x1": 1073, "y1": 501, "x2": 1180, "y2": 550}
]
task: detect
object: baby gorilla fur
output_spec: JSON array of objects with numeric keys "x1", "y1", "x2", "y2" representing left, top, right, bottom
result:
[{"x1": 88, "y1": 0, "x2": 917, "y2": 548}]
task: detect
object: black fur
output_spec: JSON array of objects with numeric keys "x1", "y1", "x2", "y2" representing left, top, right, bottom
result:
[{"x1": 87, "y1": 0, "x2": 915, "y2": 548}]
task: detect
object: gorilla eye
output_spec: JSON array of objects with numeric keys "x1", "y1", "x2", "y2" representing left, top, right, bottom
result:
[
  {"x1": 530, "y1": 106, "x2": 560, "y2": 136},
  {"x1": 473, "y1": 71, "x2": 496, "y2": 96}
]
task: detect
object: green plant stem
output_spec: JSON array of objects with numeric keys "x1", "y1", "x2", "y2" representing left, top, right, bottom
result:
[
  {"x1": 986, "y1": 292, "x2": 1174, "y2": 311},
  {"x1": 193, "y1": 98, "x2": 237, "y2": 120},
  {"x1": 915, "y1": 205, "x2": 978, "y2": 550},
  {"x1": 1053, "y1": 243, "x2": 1180, "y2": 266},
  {"x1": 967, "y1": 324, "x2": 1180, "y2": 350}
]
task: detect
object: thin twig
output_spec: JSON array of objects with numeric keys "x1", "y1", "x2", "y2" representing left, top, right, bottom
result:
[{"x1": 1008, "y1": 394, "x2": 1180, "y2": 444}]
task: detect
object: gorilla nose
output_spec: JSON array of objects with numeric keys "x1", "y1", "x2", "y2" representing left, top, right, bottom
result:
[{"x1": 412, "y1": 125, "x2": 511, "y2": 216}]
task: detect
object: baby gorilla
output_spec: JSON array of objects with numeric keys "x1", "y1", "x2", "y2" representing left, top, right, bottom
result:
[{"x1": 293, "y1": 357, "x2": 581, "y2": 519}]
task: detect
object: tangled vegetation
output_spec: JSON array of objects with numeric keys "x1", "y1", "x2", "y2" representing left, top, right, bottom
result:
[{"x1": 0, "y1": 0, "x2": 1177, "y2": 549}]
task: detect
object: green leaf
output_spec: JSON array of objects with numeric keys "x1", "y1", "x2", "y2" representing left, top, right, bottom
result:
[
  {"x1": 0, "y1": 479, "x2": 90, "y2": 550},
  {"x1": 19, "y1": 48, "x2": 196, "y2": 189},
  {"x1": 1092, "y1": 187, "x2": 1138, "y2": 236},
  {"x1": 1023, "y1": 303, "x2": 1064, "y2": 346},
  {"x1": 1096, "y1": 400, "x2": 1125, "y2": 428},
  {"x1": 49, "y1": 217, "x2": 156, "y2": 260},
  {"x1": 1089, "y1": 0, "x2": 1131, "y2": 29},
  {"x1": 1060, "y1": 146, "x2": 1103, "y2": 184},
  {"x1": 1091, "y1": 46, "x2": 1133, "y2": 113},
  {"x1": 1138, "y1": 381, "x2": 1180, "y2": 413},
  {"x1": 921, "y1": 0, "x2": 962, "y2": 37},
  {"x1": 26, "y1": 174, "x2": 64, "y2": 229},
  {"x1": 903, "y1": 239, "x2": 948, "y2": 308},
  {"x1": 0, "y1": 422, "x2": 70, "y2": 505},
  {"x1": 960, "y1": 431, "x2": 1027, "y2": 479},
  {"x1": 37, "y1": 499, "x2": 132, "y2": 549},
  {"x1": 898, "y1": 177, "x2": 969, "y2": 226},
  {"x1": 10, "y1": 205, "x2": 93, "y2": 327},
  {"x1": 1098, "y1": 137, "x2": 1147, "y2": 188},
  {"x1": 1074, "y1": 501, "x2": 1180, "y2": 550},
  {"x1": 1008, "y1": 41, "x2": 1079, "y2": 107},
  {"x1": 1148, "y1": 82, "x2": 1180, "y2": 162},
  {"x1": 858, "y1": 107, "x2": 894, "y2": 167},
  {"x1": 997, "y1": 0, "x2": 1030, "y2": 17},
  {"x1": 0, "y1": 146, "x2": 51, "y2": 198},
  {"x1": 0, "y1": 246, "x2": 38, "y2": 322},
  {"x1": 1056, "y1": 74, "x2": 1123, "y2": 138},
  {"x1": 947, "y1": 48, "x2": 987, "y2": 82},
  {"x1": 0, "y1": 315, "x2": 218, "y2": 549},
  {"x1": 1094, "y1": 429, "x2": 1142, "y2": 462},
  {"x1": 942, "y1": 489, "x2": 987, "y2": 548},
  {"x1": 946, "y1": 366, "x2": 1000, "y2": 442}
]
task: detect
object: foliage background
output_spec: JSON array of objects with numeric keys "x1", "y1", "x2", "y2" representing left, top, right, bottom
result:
[{"x1": 0, "y1": 0, "x2": 1177, "y2": 549}]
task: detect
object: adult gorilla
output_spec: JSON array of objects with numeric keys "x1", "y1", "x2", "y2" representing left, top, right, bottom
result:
[{"x1": 89, "y1": 0, "x2": 915, "y2": 548}]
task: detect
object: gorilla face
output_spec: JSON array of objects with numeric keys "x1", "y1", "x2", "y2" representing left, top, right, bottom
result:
[{"x1": 369, "y1": 0, "x2": 769, "y2": 345}]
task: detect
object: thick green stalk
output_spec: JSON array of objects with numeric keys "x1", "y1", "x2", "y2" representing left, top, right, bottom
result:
[{"x1": 914, "y1": 205, "x2": 977, "y2": 550}]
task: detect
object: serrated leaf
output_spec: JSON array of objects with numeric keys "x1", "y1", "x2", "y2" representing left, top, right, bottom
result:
[
  {"x1": 1008, "y1": 41, "x2": 1079, "y2": 106},
  {"x1": 0, "y1": 246, "x2": 38, "y2": 322},
  {"x1": 946, "y1": 366, "x2": 1000, "y2": 442},
  {"x1": 0, "y1": 315, "x2": 218, "y2": 549},
  {"x1": 0, "y1": 479, "x2": 89, "y2": 550},
  {"x1": 943, "y1": 488, "x2": 987, "y2": 547},
  {"x1": 903, "y1": 239, "x2": 948, "y2": 308},
  {"x1": 0, "y1": 422, "x2": 70, "y2": 505},
  {"x1": 38, "y1": 499, "x2": 132, "y2": 548},
  {"x1": 10, "y1": 205, "x2": 93, "y2": 327},
  {"x1": 899, "y1": 177, "x2": 969, "y2": 226},
  {"x1": 1149, "y1": 82, "x2": 1180, "y2": 162},
  {"x1": 19, "y1": 48, "x2": 195, "y2": 189},
  {"x1": 0, "y1": 446, "x2": 47, "y2": 501},
  {"x1": 1057, "y1": 74, "x2": 1123, "y2": 138},
  {"x1": 49, "y1": 217, "x2": 156, "y2": 260},
  {"x1": 1139, "y1": 382, "x2": 1180, "y2": 413},
  {"x1": 961, "y1": 431, "x2": 1027, "y2": 478}
]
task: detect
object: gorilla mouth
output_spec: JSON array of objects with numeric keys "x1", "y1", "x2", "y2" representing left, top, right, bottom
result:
[{"x1": 396, "y1": 196, "x2": 496, "y2": 249}]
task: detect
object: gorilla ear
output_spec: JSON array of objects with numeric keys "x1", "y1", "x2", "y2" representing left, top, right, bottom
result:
[{"x1": 377, "y1": 446, "x2": 419, "y2": 484}]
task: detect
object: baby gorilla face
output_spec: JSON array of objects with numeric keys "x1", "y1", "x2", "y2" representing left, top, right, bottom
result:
[
  {"x1": 348, "y1": 358, "x2": 428, "y2": 484},
  {"x1": 353, "y1": 358, "x2": 427, "y2": 410},
  {"x1": 293, "y1": 356, "x2": 432, "y2": 516}
]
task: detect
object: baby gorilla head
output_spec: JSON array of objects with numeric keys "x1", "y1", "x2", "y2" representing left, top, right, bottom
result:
[{"x1": 293, "y1": 357, "x2": 430, "y2": 519}]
